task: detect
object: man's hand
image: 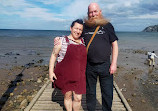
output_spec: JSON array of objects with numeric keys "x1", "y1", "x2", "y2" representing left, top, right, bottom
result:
[
  {"x1": 110, "y1": 40, "x2": 118, "y2": 74},
  {"x1": 109, "y1": 63, "x2": 117, "y2": 74}
]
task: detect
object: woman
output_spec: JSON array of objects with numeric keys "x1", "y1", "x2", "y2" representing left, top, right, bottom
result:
[{"x1": 49, "y1": 19, "x2": 87, "y2": 111}]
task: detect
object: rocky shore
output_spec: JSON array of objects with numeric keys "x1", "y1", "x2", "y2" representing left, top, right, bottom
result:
[
  {"x1": 0, "y1": 64, "x2": 49, "y2": 111},
  {"x1": 0, "y1": 49, "x2": 50, "y2": 111},
  {"x1": 114, "y1": 49, "x2": 158, "y2": 111},
  {"x1": 0, "y1": 48, "x2": 158, "y2": 111}
]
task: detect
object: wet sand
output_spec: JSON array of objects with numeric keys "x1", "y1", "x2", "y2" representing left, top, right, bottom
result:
[
  {"x1": 114, "y1": 49, "x2": 158, "y2": 111},
  {"x1": 0, "y1": 49, "x2": 50, "y2": 111},
  {"x1": 0, "y1": 48, "x2": 158, "y2": 111}
]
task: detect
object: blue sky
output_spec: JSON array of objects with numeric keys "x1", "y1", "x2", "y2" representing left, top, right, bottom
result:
[{"x1": 0, "y1": 0, "x2": 158, "y2": 31}]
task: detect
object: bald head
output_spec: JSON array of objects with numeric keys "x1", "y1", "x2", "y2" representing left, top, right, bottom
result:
[
  {"x1": 88, "y1": 3, "x2": 102, "y2": 19},
  {"x1": 88, "y1": 3, "x2": 101, "y2": 12},
  {"x1": 85, "y1": 3, "x2": 108, "y2": 26}
]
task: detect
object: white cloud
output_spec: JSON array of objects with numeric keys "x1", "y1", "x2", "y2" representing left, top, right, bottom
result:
[
  {"x1": 35, "y1": 0, "x2": 62, "y2": 5},
  {"x1": 36, "y1": 0, "x2": 73, "y2": 5},
  {"x1": 18, "y1": 7, "x2": 64, "y2": 21},
  {"x1": 0, "y1": 0, "x2": 158, "y2": 31},
  {"x1": 0, "y1": 0, "x2": 65, "y2": 21},
  {"x1": 101, "y1": 0, "x2": 141, "y2": 9},
  {"x1": 0, "y1": 0, "x2": 33, "y2": 8},
  {"x1": 61, "y1": 0, "x2": 92, "y2": 20},
  {"x1": 35, "y1": 0, "x2": 74, "y2": 8},
  {"x1": 129, "y1": 12, "x2": 158, "y2": 19}
]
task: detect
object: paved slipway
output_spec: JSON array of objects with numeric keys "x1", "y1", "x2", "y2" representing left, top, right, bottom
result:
[{"x1": 24, "y1": 80, "x2": 132, "y2": 111}]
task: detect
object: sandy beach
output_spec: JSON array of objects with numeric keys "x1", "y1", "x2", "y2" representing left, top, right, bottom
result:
[
  {"x1": 115, "y1": 49, "x2": 158, "y2": 111},
  {"x1": 0, "y1": 47, "x2": 158, "y2": 111},
  {"x1": 0, "y1": 58, "x2": 49, "y2": 110}
]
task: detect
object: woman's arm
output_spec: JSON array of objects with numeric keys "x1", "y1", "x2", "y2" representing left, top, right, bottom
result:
[{"x1": 49, "y1": 37, "x2": 61, "y2": 82}]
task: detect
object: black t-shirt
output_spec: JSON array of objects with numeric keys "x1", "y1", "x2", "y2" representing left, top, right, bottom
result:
[{"x1": 82, "y1": 22, "x2": 118, "y2": 63}]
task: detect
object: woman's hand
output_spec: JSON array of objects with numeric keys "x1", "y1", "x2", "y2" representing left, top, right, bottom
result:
[{"x1": 49, "y1": 72, "x2": 57, "y2": 82}]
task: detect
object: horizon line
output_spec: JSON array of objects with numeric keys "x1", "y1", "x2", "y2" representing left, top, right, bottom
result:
[{"x1": 0, "y1": 28, "x2": 142, "y2": 32}]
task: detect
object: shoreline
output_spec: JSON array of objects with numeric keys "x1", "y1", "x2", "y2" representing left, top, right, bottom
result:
[
  {"x1": 114, "y1": 48, "x2": 158, "y2": 111},
  {"x1": 0, "y1": 48, "x2": 158, "y2": 111},
  {"x1": 0, "y1": 64, "x2": 49, "y2": 111}
]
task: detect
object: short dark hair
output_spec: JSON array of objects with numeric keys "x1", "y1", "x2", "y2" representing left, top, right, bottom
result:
[{"x1": 71, "y1": 19, "x2": 83, "y2": 28}]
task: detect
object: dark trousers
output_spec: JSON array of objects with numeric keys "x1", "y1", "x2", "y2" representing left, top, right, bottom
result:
[{"x1": 86, "y1": 61, "x2": 113, "y2": 111}]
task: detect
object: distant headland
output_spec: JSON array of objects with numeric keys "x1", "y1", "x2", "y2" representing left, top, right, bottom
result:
[{"x1": 142, "y1": 24, "x2": 158, "y2": 32}]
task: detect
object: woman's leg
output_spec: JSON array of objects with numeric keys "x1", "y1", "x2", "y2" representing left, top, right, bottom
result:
[
  {"x1": 72, "y1": 91, "x2": 82, "y2": 111},
  {"x1": 64, "y1": 91, "x2": 72, "y2": 111}
]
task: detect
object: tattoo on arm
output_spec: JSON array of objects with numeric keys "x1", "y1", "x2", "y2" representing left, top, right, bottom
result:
[
  {"x1": 52, "y1": 37, "x2": 61, "y2": 57},
  {"x1": 52, "y1": 47, "x2": 58, "y2": 57}
]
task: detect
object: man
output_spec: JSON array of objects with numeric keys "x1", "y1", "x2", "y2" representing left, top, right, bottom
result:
[
  {"x1": 147, "y1": 51, "x2": 158, "y2": 67},
  {"x1": 82, "y1": 3, "x2": 118, "y2": 111}
]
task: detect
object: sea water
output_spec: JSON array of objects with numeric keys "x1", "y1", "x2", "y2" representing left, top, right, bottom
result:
[
  {"x1": 117, "y1": 32, "x2": 158, "y2": 51},
  {"x1": 0, "y1": 29, "x2": 158, "y2": 57}
]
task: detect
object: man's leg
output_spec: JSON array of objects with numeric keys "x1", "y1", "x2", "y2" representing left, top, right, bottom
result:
[
  {"x1": 148, "y1": 59, "x2": 152, "y2": 66},
  {"x1": 86, "y1": 62, "x2": 98, "y2": 111},
  {"x1": 152, "y1": 58, "x2": 155, "y2": 66},
  {"x1": 98, "y1": 62, "x2": 113, "y2": 111}
]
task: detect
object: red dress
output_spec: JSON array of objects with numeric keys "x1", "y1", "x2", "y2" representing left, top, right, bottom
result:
[{"x1": 54, "y1": 36, "x2": 87, "y2": 94}]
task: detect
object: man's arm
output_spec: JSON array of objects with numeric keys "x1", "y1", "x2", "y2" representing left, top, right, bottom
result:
[{"x1": 109, "y1": 40, "x2": 118, "y2": 74}]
